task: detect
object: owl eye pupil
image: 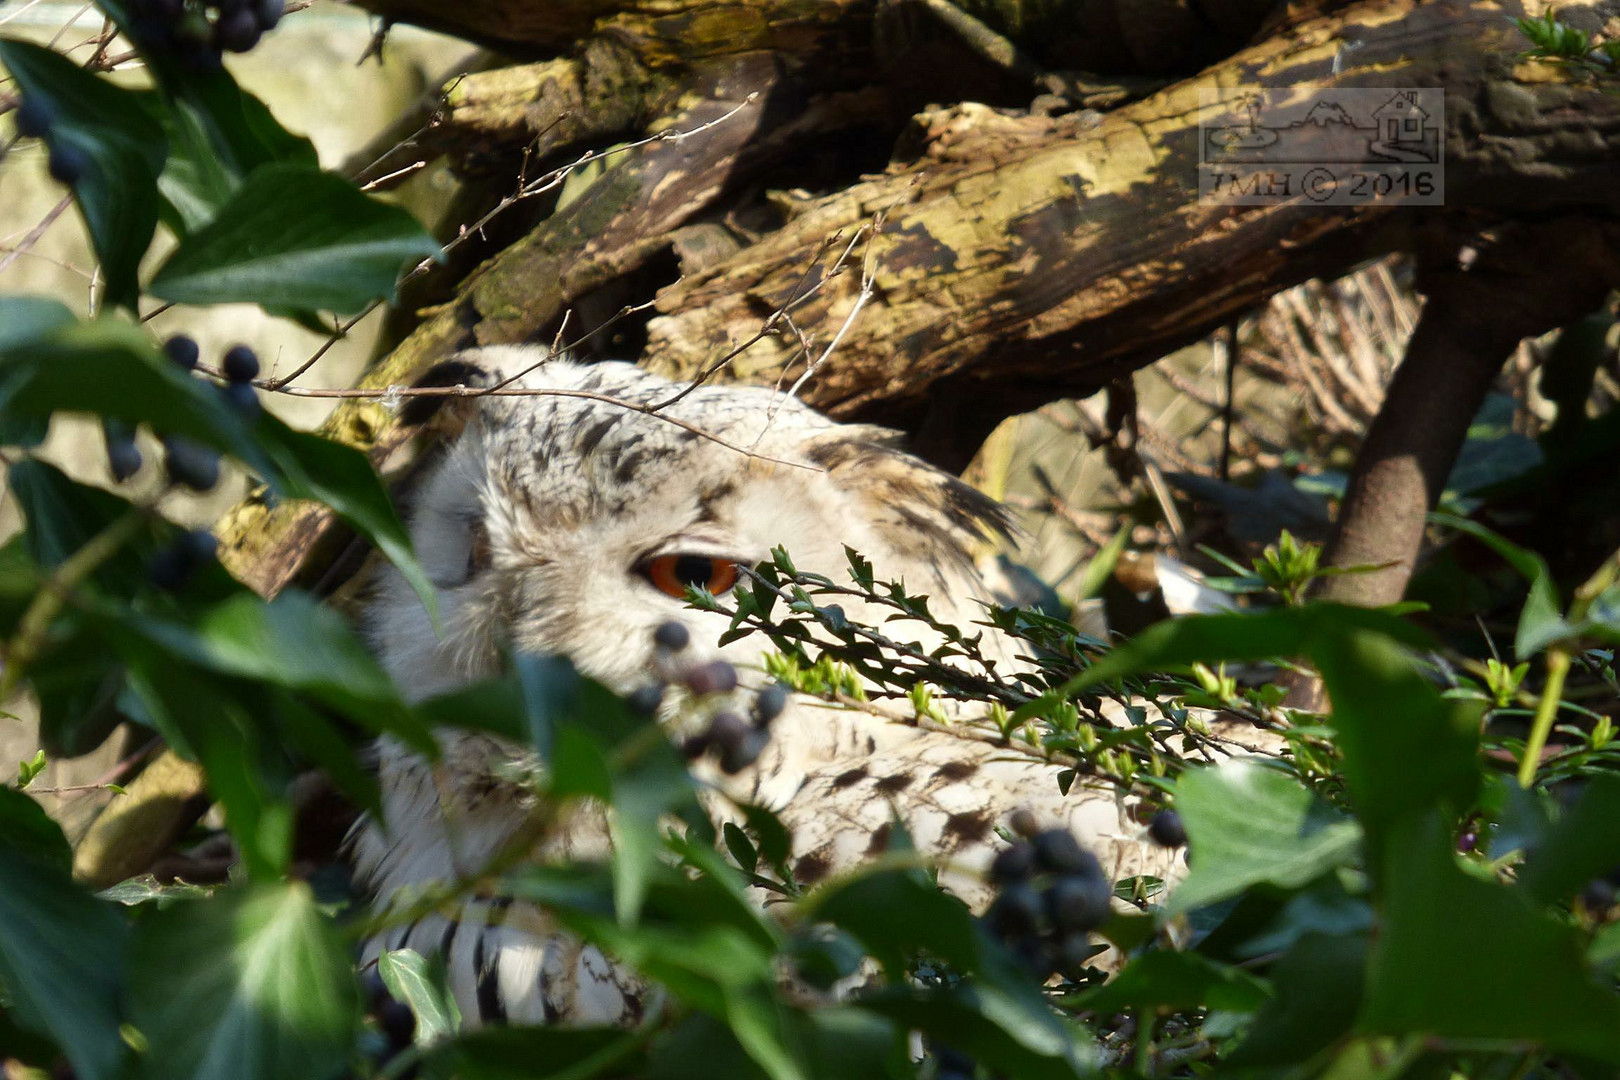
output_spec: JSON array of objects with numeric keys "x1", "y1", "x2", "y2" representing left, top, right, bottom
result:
[
  {"x1": 643, "y1": 553, "x2": 741, "y2": 598},
  {"x1": 673, "y1": 555, "x2": 716, "y2": 587}
]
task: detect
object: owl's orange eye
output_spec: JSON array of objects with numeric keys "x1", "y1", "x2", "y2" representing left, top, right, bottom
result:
[{"x1": 644, "y1": 554, "x2": 740, "y2": 598}]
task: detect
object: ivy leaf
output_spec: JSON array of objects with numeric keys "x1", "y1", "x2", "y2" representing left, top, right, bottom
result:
[
  {"x1": 0, "y1": 40, "x2": 166, "y2": 309},
  {"x1": 1163, "y1": 761, "x2": 1361, "y2": 916},
  {"x1": 149, "y1": 164, "x2": 440, "y2": 314},
  {"x1": 1364, "y1": 813, "x2": 1620, "y2": 1062},
  {"x1": 127, "y1": 882, "x2": 360, "y2": 1080},
  {"x1": 0, "y1": 825, "x2": 129, "y2": 1080},
  {"x1": 377, "y1": 948, "x2": 461, "y2": 1044}
]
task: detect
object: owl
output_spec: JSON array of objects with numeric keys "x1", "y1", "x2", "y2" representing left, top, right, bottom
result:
[{"x1": 352, "y1": 348, "x2": 1180, "y2": 1027}]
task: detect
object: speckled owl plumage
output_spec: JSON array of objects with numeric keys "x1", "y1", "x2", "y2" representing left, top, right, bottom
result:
[{"x1": 353, "y1": 348, "x2": 1180, "y2": 1026}]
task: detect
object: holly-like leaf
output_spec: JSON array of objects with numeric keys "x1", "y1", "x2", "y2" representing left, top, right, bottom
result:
[
  {"x1": 0, "y1": 40, "x2": 166, "y2": 309},
  {"x1": 149, "y1": 164, "x2": 440, "y2": 314}
]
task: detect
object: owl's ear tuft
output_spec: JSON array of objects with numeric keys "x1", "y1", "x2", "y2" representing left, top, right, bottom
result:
[{"x1": 399, "y1": 356, "x2": 498, "y2": 429}]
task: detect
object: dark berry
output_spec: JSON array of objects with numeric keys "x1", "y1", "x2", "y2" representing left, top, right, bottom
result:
[
  {"x1": 221, "y1": 343, "x2": 260, "y2": 382},
  {"x1": 1032, "y1": 829, "x2": 1102, "y2": 878},
  {"x1": 753, "y1": 682, "x2": 789, "y2": 725},
  {"x1": 214, "y1": 7, "x2": 262, "y2": 51},
  {"x1": 1046, "y1": 873, "x2": 1114, "y2": 934},
  {"x1": 47, "y1": 142, "x2": 89, "y2": 185},
  {"x1": 626, "y1": 684, "x2": 664, "y2": 716},
  {"x1": 1456, "y1": 829, "x2": 1479, "y2": 854},
  {"x1": 986, "y1": 883, "x2": 1042, "y2": 938},
  {"x1": 144, "y1": 0, "x2": 186, "y2": 20},
  {"x1": 161, "y1": 435, "x2": 220, "y2": 492},
  {"x1": 254, "y1": 0, "x2": 284, "y2": 29},
  {"x1": 1008, "y1": 809, "x2": 1039, "y2": 838},
  {"x1": 376, "y1": 998, "x2": 415, "y2": 1049},
  {"x1": 989, "y1": 843, "x2": 1035, "y2": 885},
  {"x1": 684, "y1": 659, "x2": 738, "y2": 697},
  {"x1": 1148, "y1": 810, "x2": 1187, "y2": 848},
  {"x1": 707, "y1": 711, "x2": 750, "y2": 747},
  {"x1": 719, "y1": 729, "x2": 770, "y2": 776},
  {"x1": 164, "y1": 334, "x2": 200, "y2": 371},
  {"x1": 1582, "y1": 878, "x2": 1616, "y2": 913},
  {"x1": 178, "y1": 528, "x2": 218, "y2": 564},
  {"x1": 14, "y1": 97, "x2": 53, "y2": 139},
  {"x1": 222, "y1": 380, "x2": 261, "y2": 417},
  {"x1": 680, "y1": 732, "x2": 712, "y2": 759},
  {"x1": 108, "y1": 439, "x2": 143, "y2": 482},
  {"x1": 104, "y1": 421, "x2": 142, "y2": 482},
  {"x1": 653, "y1": 620, "x2": 690, "y2": 652}
]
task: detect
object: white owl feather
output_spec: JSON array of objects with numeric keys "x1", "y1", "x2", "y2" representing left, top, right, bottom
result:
[{"x1": 353, "y1": 348, "x2": 1183, "y2": 1026}]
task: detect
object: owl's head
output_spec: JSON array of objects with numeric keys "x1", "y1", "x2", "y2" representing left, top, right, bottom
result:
[{"x1": 370, "y1": 347, "x2": 1013, "y2": 703}]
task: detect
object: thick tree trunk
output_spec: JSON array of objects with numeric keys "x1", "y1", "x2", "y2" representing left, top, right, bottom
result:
[{"x1": 1318, "y1": 219, "x2": 1620, "y2": 607}]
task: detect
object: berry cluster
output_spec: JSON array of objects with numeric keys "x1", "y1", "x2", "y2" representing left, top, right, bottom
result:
[
  {"x1": 127, "y1": 0, "x2": 285, "y2": 68},
  {"x1": 105, "y1": 335, "x2": 264, "y2": 489},
  {"x1": 632, "y1": 620, "x2": 785, "y2": 775},
  {"x1": 983, "y1": 812, "x2": 1116, "y2": 980}
]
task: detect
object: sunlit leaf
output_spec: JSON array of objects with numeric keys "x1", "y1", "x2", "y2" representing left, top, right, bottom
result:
[
  {"x1": 127, "y1": 882, "x2": 360, "y2": 1080},
  {"x1": 149, "y1": 164, "x2": 439, "y2": 314}
]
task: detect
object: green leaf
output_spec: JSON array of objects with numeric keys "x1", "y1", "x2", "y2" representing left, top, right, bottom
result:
[
  {"x1": 1225, "y1": 932, "x2": 1367, "y2": 1068},
  {"x1": 432, "y1": 1026, "x2": 646, "y2": 1080},
  {"x1": 1310, "y1": 628, "x2": 1483, "y2": 835},
  {"x1": 0, "y1": 318, "x2": 434, "y2": 610},
  {"x1": 1031, "y1": 603, "x2": 1433, "y2": 722},
  {"x1": 119, "y1": 649, "x2": 294, "y2": 876},
  {"x1": 1363, "y1": 813, "x2": 1620, "y2": 1062},
  {"x1": 0, "y1": 787, "x2": 72, "y2": 875},
  {"x1": 0, "y1": 39, "x2": 166, "y2": 308},
  {"x1": 1433, "y1": 513, "x2": 1570, "y2": 657},
  {"x1": 130, "y1": 590, "x2": 432, "y2": 754},
  {"x1": 1164, "y1": 761, "x2": 1361, "y2": 915},
  {"x1": 856, "y1": 984, "x2": 1094, "y2": 1080},
  {"x1": 127, "y1": 881, "x2": 360, "y2": 1080},
  {"x1": 146, "y1": 92, "x2": 243, "y2": 235},
  {"x1": 0, "y1": 295, "x2": 75, "y2": 352},
  {"x1": 810, "y1": 864, "x2": 984, "y2": 976},
  {"x1": 1076, "y1": 949, "x2": 1271, "y2": 1013},
  {"x1": 97, "y1": 0, "x2": 316, "y2": 177},
  {"x1": 149, "y1": 164, "x2": 440, "y2": 314},
  {"x1": 1518, "y1": 774, "x2": 1620, "y2": 906},
  {"x1": 377, "y1": 948, "x2": 461, "y2": 1044},
  {"x1": 0, "y1": 830, "x2": 129, "y2": 1080}
]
